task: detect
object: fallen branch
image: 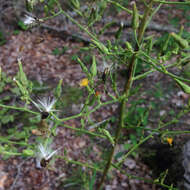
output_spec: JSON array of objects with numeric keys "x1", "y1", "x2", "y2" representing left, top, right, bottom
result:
[{"x1": 101, "y1": 18, "x2": 179, "y2": 33}]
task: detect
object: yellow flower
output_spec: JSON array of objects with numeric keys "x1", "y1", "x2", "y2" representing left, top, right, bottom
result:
[
  {"x1": 166, "y1": 137, "x2": 173, "y2": 146},
  {"x1": 80, "y1": 78, "x2": 89, "y2": 87}
]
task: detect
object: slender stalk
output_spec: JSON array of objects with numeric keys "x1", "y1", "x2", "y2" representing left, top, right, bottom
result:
[
  {"x1": 57, "y1": 155, "x2": 103, "y2": 172},
  {"x1": 50, "y1": 99, "x2": 118, "y2": 122},
  {"x1": 0, "y1": 137, "x2": 28, "y2": 146},
  {"x1": 97, "y1": 1, "x2": 154, "y2": 189},
  {"x1": 56, "y1": 0, "x2": 98, "y2": 42},
  {"x1": 107, "y1": 0, "x2": 133, "y2": 15},
  {"x1": 154, "y1": 0, "x2": 190, "y2": 5},
  {"x1": 41, "y1": 10, "x2": 62, "y2": 21},
  {"x1": 0, "y1": 104, "x2": 39, "y2": 115},
  {"x1": 139, "y1": 51, "x2": 190, "y2": 83},
  {"x1": 61, "y1": 124, "x2": 107, "y2": 139},
  {"x1": 117, "y1": 134, "x2": 153, "y2": 166}
]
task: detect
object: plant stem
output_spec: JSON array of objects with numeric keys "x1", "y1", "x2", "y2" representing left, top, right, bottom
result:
[
  {"x1": 154, "y1": 0, "x2": 190, "y2": 5},
  {"x1": 57, "y1": 155, "x2": 103, "y2": 172},
  {"x1": 61, "y1": 124, "x2": 107, "y2": 139},
  {"x1": 97, "y1": 1, "x2": 154, "y2": 189},
  {"x1": 139, "y1": 51, "x2": 190, "y2": 83},
  {"x1": 0, "y1": 104, "x2": 39, "y2": 115},
  {"x1": 117, "y1": 134, "x2": 153, "y2": 166},
  {"x1": 107, "y1": 0, "x2": 133, "y2": 15},
  {"x1": 55, "y1": 0, "x2": 98, "y2": 42}
]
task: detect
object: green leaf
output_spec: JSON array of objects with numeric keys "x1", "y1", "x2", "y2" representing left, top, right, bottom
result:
[
  {"x1": 18, "y1": 59, "x2": 28, "y2": 87},
  {"x1": 0, "y1": 67, "x2": 1, "y2": 81},
  {"x1": 18, "y1": 21, "x2": 29, "y2": 31},
  {"x1": 91, "y1": 39, "x2": 109, "y2": 54},
  {"x1": 174, "y1": 78, "x2": 190, "y2": 94},
  {"x1": 115, "y1": 22, "x2": 123, "y2": 40},
  {"x1": 171, "y1": 32, "x2": 189, "y2": 49},
  {"x1": 100, "y1": 129, "x2": 115, "y2": 146},
  {"x1": 1, "y1": 115, "x2": 14, "y2": 124},
  {"x1": 77, "y1": 57, "x2": 89, "y2": 75},
  {"x1": 90, "y1": 56, "x2": 97, "y2": 77},
  {"x1": 125, "y1": 41, "x2": 133, "y2": 52},
  {"x1": 132, "y1": 2, "x2": 139, "y2": 30},
  {"x1": 14, "y1": 131, "x2": 26, "y2": 140},
  {"x1": 55, "y1": 79, "x2": 63, "y2": 98},
  {"x1": 13, "y1": 78, "x2": 28, "y2": 96},
  {"x1": 70, "y1": 0, "x2": 80, "y2": 9},
  {"x1": 52, "y1": 47, "x2": 60, "y2": 55},
  {"x1": 22, "y1": 149, "x2": 34, "y2": 156}
]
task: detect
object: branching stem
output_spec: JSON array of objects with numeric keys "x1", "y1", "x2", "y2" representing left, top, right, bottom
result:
[{"x1": 97, "y1": 1, "x2": 154, "y2": 189}]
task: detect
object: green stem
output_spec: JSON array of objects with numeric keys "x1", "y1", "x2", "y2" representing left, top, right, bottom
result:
[
  {"x1": 56, "y1": 1, "x2": 98, "y2": 41},
  {"x1": 41, "y1": 10, "x2": 62, "y2": 21},
  {"x1": 139, "y1": 51, "x2": 190, "y2": 83},
  {"x1": 162, "y1": 130, "x2": 190, "y2": 136},
  {"x1": 97, "y1": 1, "x2": 154, "y2": 189},
  {"x1": 107, "y1": 0, "x2": 133, "y2": 15},
  {"x1": 57, "y1": 155, "x2": 102, "y2": 172},
  {"x1": 51, "y1": 99, "x2": 117, "y2": 122},
  {"x1": 61, "y1": 124, "x2": 107, "y2": 139},
  {"x1": 134, "y1": 52, "x2": 190, "y2": 80},
  {"x1": 0, "y1": 104, "x2": 39, "y2": 115},
  {"x1": 0, "y1": 137, "x2": 28, "y2": 146},
  {"x1": 116, "y1": 134, "x2": 153, "y2": 166},
  {"x1": 51, "y1": 112, "x2": 82, "y2": 122},
  {"x1": 0, "y1": 150, "x2": 22, "y2": 156},
  {"x1": 154, "y1": 0, "x2": 190, "y2": 5}
]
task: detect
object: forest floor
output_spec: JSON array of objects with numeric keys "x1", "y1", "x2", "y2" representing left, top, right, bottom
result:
[{"x1": 0, "y1": 1, "x2": 190, "y2": 190}]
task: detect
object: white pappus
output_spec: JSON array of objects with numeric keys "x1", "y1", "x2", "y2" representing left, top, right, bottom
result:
[
  {"x1": 31, "y1": 96, "x2": 57, "y2": 119},
  {"x1": 35, "y1": 143, "x2": 60, "y2": 169}
]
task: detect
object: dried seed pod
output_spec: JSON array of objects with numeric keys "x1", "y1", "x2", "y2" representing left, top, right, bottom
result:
[{"x1": 40, "y1": 158, "x2": 51, "y2": 168}]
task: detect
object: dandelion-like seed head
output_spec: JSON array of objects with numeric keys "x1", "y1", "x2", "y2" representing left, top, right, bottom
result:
[
  {"x1": 35, "y1": 143, "x2": 59, "y2": 168},
  {"x1": 23, "y1": 14, "x2": 36, "y2": 25},
  {"x1": 31, "y1": 96, "x2": 57, "y2": 113}
]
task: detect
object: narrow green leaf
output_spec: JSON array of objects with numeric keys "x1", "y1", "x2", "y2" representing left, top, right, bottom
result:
[
  {"x1": 125, "y1": 41, "x2": 133, "y2": 52},
  {"x1": 77, "y1": 57, "x2": 89, "y2": 75},
  {"x1": 17, "y1": 59, "x2": 28, "y2": 87},
  {"x1": 174, "y1": 78, "x2": 190, "y2": 94},
  {"x1": 171, "y1": 32, "x2": 189, "y2": 49},
  {"x1": 100, "y1": 129, "x2": 115, "y2": 146},
  {"x1": 71, "y1": 0, "x2": 80, "y2": 9},
  {"x1": 55, "y1": 79, "x2": 63, "y2": 98},
  {"x1": 91, "y1": 39, "x2": 109, "y2": 54},
  {"x1": 13, "y1": 78, "x2": 28, "y2": 96},
  {"x1": 132, "y1": 2, "x2": 139, "y2": 30},
  {"x1": 115, "y1": 22, "x2": 123, "y2": 40},
  {"x1": 0, "y1": 67, "x2": 1, "y2": 81},
  {"x1": 90, "y1": 56, "x2": 97, "y2": 77},
  {"x1": 22, "y1": 149, "x2": 34, "y2": 156}
]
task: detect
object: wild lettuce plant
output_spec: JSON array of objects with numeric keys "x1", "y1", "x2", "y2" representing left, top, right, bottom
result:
[{"x1": 1, "y1": 0, "x2": 190, "y2": 189}]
